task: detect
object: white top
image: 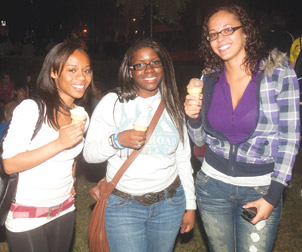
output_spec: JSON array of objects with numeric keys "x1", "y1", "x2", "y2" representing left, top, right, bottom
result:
[
  {"x1": 2, "y1": 99, "x2": 89, "y2": 232},
  {"x1": 202, "y1": 160, "x2": 272, "y2": 187},
  {"x1": 84, "y1": 92, "x2": 196, "y2": 210}
]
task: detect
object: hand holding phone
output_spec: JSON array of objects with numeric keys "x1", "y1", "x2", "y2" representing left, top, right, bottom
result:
[{"x1": 241, "y1": 207, "x2": 257, "y2": 222}]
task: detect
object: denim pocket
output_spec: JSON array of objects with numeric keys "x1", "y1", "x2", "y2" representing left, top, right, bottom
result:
[
  {"x1": 167, "y1": 185, "x2": 185, "y2": 206},
  {"x1": 106, "y1": 193, "x2": 130, "y2": 208},
  {"x1": 195, "y1": 169, "x2": 210, "y2": 185}
]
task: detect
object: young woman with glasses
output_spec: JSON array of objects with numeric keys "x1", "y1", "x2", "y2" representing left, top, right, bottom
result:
[
  {"x1": 84, "y1": 37, "x2": 196, "y2": 252},
  {"x1": 184, "y1": 5, "x2": 300, "y2": 252}
]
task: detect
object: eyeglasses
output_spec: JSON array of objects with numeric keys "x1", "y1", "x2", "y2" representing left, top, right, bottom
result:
[
  {"x1": 206, "y1": 25, "x2": 243, "y2": 42},
  {"x1": 129, "y1": 60, "x2": 162, "y2": 71}
]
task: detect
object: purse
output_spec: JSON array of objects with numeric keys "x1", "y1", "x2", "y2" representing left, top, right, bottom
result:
[
  {"x1": 0, "y1": 97, "x2": 44, "y2": 226},
  {"x1": 88, "y1": 100, "x2": 165, "y2": 252}
]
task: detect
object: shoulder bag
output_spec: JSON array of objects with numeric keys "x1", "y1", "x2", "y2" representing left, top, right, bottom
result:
[
  {"x1": 0, "y1": 97, "x2": 44, "y2": 225},
  {"x1": 88, "y1": 100, "x2": 165, "y2": 252}
]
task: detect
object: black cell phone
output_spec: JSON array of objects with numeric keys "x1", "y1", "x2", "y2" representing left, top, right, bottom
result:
[{"x1": 241, "y1": 207, "x2": 257, "y2": 222}]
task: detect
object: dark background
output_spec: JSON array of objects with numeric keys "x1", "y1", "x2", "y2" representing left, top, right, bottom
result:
[{"x1": 1, "y1": 0, "x2": 302, "y2": 49}]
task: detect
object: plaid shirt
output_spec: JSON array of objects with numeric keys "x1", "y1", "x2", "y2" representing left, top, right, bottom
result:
[{"x1": 188, "y1": 52, "x2": 300, "y2": 206}]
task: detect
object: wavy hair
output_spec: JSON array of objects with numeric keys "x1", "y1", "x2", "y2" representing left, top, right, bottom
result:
[
  {"x1": 199, "y1": 5, "x2": 267, "y2": 75},
  {"x1": 117, "y1": 37, "x2": 185, "y2": 142},
  {"x1": 36, "y1": 42, "x2": 92, "y2": 129}
]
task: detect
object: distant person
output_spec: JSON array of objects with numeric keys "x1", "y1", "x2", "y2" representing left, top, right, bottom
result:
[
  {"x1": 0, "y1": 100, "x2": 18, "y2": 137},
  {"x1": 289, "y1": 36, "x2": 302, "y2": 69},
  {"x1": 2, "y1": 42, "x2": 92, "y2": 252},
  {"x1": 0, "y1": 72, "x2": 15, "y2": 101},
  {"x1": 13, "y1": 83, "x2": 28, "y2": 104},
  {"x1": 289, "y1": 36, "x2": 302, "y2": 139},
  {"x1": 66, "y1": 28, "x2": 88, "y2": 51},
  {"x1": 24, "y1": 72, "x2": 36, "y2": 96},
  {"x1": 262, "y1": 10, "x2": 294, "y2": 55}
]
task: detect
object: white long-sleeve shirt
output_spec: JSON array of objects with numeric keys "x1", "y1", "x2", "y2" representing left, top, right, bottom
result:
[
  {"x1": 84, "y1": 91, "x2": 196, "y2": 210},
  {"x1": 2, "y1": 99, "x2": 89, "y2": 232}
]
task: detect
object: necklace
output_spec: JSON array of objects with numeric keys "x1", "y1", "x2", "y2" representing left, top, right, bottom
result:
[{"x1": 140, "y1": 93, "x2": 158, "y2": 112}]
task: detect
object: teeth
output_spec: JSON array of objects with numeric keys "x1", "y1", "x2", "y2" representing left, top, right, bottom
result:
[
  {"x1": 72, "y1": 85, "x2": 85, "y2": 89},
  {"x1": 219, "y1": 44, "x2": 231, "y2": 50},
  {"x1": 144, "y1": 77, "x2": 156, "y2": 81}
]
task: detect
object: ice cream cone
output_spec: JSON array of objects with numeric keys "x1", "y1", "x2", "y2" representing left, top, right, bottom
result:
[
  {"x1": 187, "y1": 78, "x2": 203, "y2": 98},
  {"x1": 133, "y1": 117, "x2": 148, "y2": 132},
  {"x1": 70, "y1": 106, "x2": 86, "y2": 124}
]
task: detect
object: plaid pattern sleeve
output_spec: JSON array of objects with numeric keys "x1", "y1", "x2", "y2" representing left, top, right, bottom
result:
[
  {"x1": 271, "y1": 65, "x2": 300, "y2": 185},
  {"x1": 187, "y1": 116, "x2": 206, "y2": 147}
]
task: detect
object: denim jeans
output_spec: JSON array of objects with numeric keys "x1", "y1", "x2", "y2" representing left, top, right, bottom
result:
[
  {"x1": 195, "y1": 169, "x2": 282, "y2": 252},
  {"x1": 105, "y1": 185, "x2": 186, "y2": 252}
]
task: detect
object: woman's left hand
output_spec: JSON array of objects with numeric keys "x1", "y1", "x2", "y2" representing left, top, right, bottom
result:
[
  {"x1": 243, "y1": 198, "x2": 274, "y2": 225},
  {"x1": 180, "y1": 210, "x2": 195, "y2": 233}
]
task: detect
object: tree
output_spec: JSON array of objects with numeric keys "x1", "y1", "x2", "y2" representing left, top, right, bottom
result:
[{"x1": 115, "y1": 0, "x2": 191, "y2": 24}]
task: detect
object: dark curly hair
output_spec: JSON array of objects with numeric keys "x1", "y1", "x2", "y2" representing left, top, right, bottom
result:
[{"x1": 198, "y1": 5, "x2": 268, "y2": 76}]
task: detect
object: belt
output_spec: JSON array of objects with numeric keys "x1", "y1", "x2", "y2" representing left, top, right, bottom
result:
[
  {"x1": 111, "y1": 176, "x2": 181, "y2": 206},
  {"x1": 10, "y1": 197, "x2": 74, "y2": 219}
]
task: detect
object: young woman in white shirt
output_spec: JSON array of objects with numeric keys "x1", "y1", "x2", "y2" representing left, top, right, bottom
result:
[
  {"x1": 84, "y1": 37, "x2": 196, "y2": 252},
  {"x1": 3, "y1": 42, "x2": 92, "y2": 252}
]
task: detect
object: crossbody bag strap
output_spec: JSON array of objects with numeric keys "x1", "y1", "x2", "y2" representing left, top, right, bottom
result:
[{"x1": 107, "y1": 100, "x2": 165, "y2": 191}]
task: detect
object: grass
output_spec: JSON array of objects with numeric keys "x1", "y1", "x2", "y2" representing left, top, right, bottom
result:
[
  {"x1": 76, "y1": 151, "x2": 302, "y2": 252},
  {"x1": 0, "y1": 152, "x2": 301, "y2": 251}
]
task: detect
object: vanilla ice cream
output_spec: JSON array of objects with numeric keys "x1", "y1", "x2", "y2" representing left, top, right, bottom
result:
[
  {"x1": 70, "y1": 106, "x2": 86, "y2": 124},
  {"x1": 133, "y1": 117, "x2": 148, "y2": 132}
]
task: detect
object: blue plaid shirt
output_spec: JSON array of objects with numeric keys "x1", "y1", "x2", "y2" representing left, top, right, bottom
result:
[{"x1": 188, "y1": 53, "x2": 300, "y2": 206}]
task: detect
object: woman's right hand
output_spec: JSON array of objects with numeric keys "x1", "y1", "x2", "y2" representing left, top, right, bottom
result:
[
  {"x1": 57, "y1": 123, "x2": 85, "y2": 150},
  {"x1": 184, "y1": 78, "x2": 203, "y2": 119},
  {"x1": 117, "y1": 129, "x2": 147, "y2": 150}
]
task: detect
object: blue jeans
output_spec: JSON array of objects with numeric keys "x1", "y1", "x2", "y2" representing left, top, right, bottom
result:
[
  {"x1": 105, "y1": 185, "x2": 186, "y2": 252},
  {"x1": 195, "y1": 169, "x2": 282, "y2": 252}
]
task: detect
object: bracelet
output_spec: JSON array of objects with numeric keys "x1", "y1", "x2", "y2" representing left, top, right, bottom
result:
[
  {"x1": 114, "y1": 133, "x2": 125, "y2": 149},
  {"x1": 109, "y1": 134, "x2": 119, "y2": 150}
]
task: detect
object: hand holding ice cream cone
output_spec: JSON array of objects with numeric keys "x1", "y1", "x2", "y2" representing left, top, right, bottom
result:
[
  {"x1": 184, "y1": 77, "x2": 203, "y2": 119},
  {"x1": 70, "y1": 106, "x2": 87, "y2": 124}
]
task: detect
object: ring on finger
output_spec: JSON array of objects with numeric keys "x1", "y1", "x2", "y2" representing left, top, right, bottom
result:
[{"x1": 138, "y1": 141, "x2": 142, "y2": 147}]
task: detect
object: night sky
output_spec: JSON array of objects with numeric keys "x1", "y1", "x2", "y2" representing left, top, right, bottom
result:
[{"x1": 1, "y1": 0, "x2": 302, "y2": 42}]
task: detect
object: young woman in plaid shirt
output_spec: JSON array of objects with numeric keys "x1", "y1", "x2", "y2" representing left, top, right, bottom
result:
[{"x1": 184, "y1": 5, "x2": 300, "y2": 252}]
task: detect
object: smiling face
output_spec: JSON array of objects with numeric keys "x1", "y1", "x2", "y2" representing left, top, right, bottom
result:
[
  {"x1": 130, "y1": 47, "x2": 163, "y2": 98},
  {"x1": 51, "y1": 49, "x2": 91, "y2": 106},
  {"x1": 208, "y1": 10, "x2": 246, "y2": 65}
]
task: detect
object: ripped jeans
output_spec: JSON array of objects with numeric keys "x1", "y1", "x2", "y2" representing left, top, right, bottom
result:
[{"x1": 195, "y1": 169, "x2": 282, "y2": 252}]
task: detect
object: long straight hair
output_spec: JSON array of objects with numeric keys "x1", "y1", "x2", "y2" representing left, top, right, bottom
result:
[
  {"x1": 36, "y1": 42, "x2": 92, "y2": 129},
  {"x1": 117, "y1": 37, "x2": 185, "y2": 142}
]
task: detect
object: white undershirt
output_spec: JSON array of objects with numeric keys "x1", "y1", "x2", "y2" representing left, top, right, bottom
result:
[{"x1": 202, "y1": 159, "x2": 272, "y2": 187}]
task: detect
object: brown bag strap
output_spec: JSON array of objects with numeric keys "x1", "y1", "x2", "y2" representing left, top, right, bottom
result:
[{"x1": 105, "y1": 100, "x2": 165, "y2": 193}]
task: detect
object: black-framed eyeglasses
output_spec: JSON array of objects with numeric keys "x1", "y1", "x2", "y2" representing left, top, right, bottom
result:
[
  {"x1": 129, "y1": 60, "x2": 162, "y2": 71},
  {"x1": 206, "y1": 25, "x2": 243, "y2": 42}
]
